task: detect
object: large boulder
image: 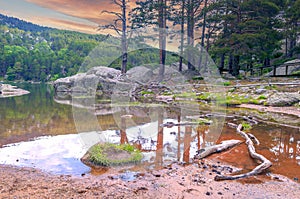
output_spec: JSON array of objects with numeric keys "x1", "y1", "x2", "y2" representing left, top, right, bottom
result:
[
  {"x1": 126, "y1": 66, "x2": 153, "y2": 84},
  {"x1": 54, "y1": 66, "x2": 130, "y2": 94},
  {"x1": 266, "y1": 92, "x2": 300, "y2": 106},
  {"x1": 86, "y1": 66, "x2": 121, "y2": 78}
]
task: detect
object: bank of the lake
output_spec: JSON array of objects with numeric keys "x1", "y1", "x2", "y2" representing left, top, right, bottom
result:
[{"x1": 0, "y1": 82, "x2": 299, "y2": 198}]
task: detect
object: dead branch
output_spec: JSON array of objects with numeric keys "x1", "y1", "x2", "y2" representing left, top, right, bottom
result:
[
  {"x1": 243, "y1": 116, "x2": 258, "y2": 125},
  {"x1": 215, "y1": 124, "x2": 272, "y2": 181},
  {"x1": 194, "y1": 140, "x2": 242, "y2": 159},
  {"x1": 247, "y1": 133, "x2": 260, "y2": 145}
]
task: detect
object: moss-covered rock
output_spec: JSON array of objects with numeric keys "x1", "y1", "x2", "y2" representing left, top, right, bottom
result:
[{"x1": 81, "y1": 143, "x2": 143, "y2": 167}]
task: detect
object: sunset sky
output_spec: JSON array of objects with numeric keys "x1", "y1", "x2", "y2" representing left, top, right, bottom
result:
[{"x1": 0, "y1": 0, "x2": 128, "y2": 34}]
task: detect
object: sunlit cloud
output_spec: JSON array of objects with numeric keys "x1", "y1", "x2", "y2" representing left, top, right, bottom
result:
[{"x1": 0, "y1": 0, "x2": 136, "y2": 34}]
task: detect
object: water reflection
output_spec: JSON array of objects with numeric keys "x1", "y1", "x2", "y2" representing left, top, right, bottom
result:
[
  {"x1": 0, "y1": 118, "x2": 207, "y2": 175},
  {"x1": 0, "y1": 84, "x2": 299, "y2": 181},
  {"x1": 0, "y1": 84, "x2": 76, "y2": 146},
  {"x1": 214, "y1": 124, "x2": 300, "y2": 181}
]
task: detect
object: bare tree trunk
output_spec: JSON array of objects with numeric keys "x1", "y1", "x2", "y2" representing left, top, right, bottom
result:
[
  {"x1": 158, "y1": 0, "x2": 167, "y2": 80},
  {"x1": 228, "y1": 54, "x2": 233, "y2": 75},
  {"x1": 233, "y1": 55, "x2": 240, "y2": 76},
  {"x1": 179, "y1": 0, "x2": 185, "y2": 72},
  {"x1": 121, "y1": 0, "x2": 128, "y2": 74},
  {"x1": 198, "y1": 0, "x2": 208, "y2": 71},
  {"x1": 187, "y1": 0, "x2": 195, "y2": 70},
  {"x1": 219, "y1": 53, "x2": 225, "y2": 74}
]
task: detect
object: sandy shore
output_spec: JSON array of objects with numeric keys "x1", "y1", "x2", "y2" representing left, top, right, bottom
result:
[{"x1": 1, "y1": 159, "x2": 299, "y2": 199}]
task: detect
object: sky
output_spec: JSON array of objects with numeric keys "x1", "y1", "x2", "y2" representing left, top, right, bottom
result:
[{"x1": 0, "y1": 0, "x2": 126, "y2": 34}]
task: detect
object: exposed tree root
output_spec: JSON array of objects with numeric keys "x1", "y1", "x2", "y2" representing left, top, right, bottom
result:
[
  {"x1": 194, "y1": 140, "x2": 242, "y2": 159},
  {"x1": 214, "y1": 124, "x2": 272, "y2": 181}
]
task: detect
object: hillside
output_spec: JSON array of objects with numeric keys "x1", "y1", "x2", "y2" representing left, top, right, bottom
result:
[
  {"x1": 0, "y1": 14, "x2": 51, "y2": 32},
  {"x1": 0, "y1": 14, "x2": 177, "y2": 82}
]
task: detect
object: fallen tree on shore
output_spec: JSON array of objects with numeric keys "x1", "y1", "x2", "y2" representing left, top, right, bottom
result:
[{"x1": 194, "y1": 123, "x2": 272, "y2": 181}]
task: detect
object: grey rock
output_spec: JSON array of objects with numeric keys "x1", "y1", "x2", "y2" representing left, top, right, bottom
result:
[
  {"x1": 127, "y1": 66, "x2": 153, "y2": 84},
  {"x1": 88, "y1": 66, "x2": 120, "y2": 78},
  {"x1": 255, "y1": 88, "x2": 267, "y2": 95},
  {"x1": 222, "y1": 73, "x2": 236, "y2": 80},
  {"x1": 266, "y1": 92, "x2": 300, "y2": 106},
  {"x1": 54, "y1": 66, "x2": 123, "y2": 94}
]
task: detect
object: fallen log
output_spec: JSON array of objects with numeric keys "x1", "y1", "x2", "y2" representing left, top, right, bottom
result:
[
  {"x1": 194, "y1": 140, "x2": 242, "y2": 159},
  {"x1": 215, "y1": 124, "x2": 272, "y2": 181}
]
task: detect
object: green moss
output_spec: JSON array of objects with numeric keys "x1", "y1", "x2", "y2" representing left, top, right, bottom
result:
[
  {"x1": 140, "y1": 90, "x2": 154, "y2": 95},
  {"x1": 291, "y1": 70, "x2": 300, "y2": 75},
  {"x1": 192, "y1": 76, "x2": 204, "y2": 81},
  {"x1": 87, "y1": 143, "x2": 143, "y2": 166},
  {"x1": 250, "y1": 99, "x2": 261, "y2": 105},
  {"x1": 241, "y1": 122, "x2": 252, "y2": 131},
  {"x1": 196, "y1": 92, "x2": 211, "y2": 101},
  {"x1": 265, "y1": 85, "x2": 277, "y2": 90},
  {"x1": 226, "y1": 99, "x2": 242, "y2": 106},
  {"x1": 223, "y1": 81, "x2": 231, "y2": 86},
  {"x1": 228, "y1": 88, "x2": 236, "y2": 92},
  {"x1": 257, "y1": 95, "x2": 267, "y2": 100}
]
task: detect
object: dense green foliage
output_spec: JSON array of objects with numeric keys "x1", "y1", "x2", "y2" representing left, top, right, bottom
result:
[
  {"x1": 0, "y1": 14, "x2": 52, "y2": 32},
  {"x1": 0, "y1": 0, "x2": 299, "y2": 81},
  {"x1": 0, "y1": 14, "x2": 178, "y2": 82},
  {"x1": 0, "y1": 24, "x2": 104, "y2": 81}
]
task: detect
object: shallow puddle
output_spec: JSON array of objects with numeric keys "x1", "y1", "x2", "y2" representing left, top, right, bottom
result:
[{"x1": 0, "y1": 118, "x2": 299, "y2": 182}]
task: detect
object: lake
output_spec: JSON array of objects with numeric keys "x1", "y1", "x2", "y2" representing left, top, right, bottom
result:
[{"x1": 0, "y1": 83, "x2": 299, "y2": 182}]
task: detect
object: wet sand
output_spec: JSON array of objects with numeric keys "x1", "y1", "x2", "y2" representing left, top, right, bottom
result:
[{"x1": 1, "y1": 159, "x2": 299, "y2": 198}]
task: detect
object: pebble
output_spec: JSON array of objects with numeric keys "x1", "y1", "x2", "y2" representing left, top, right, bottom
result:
[{"x1": 205, "y1": 191, "x2": 211, "y2": 196}]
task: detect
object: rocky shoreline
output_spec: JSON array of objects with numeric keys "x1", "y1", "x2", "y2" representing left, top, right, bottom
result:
[{"x1": 0, "y1": 83, "x2": 30, "y2": 98}]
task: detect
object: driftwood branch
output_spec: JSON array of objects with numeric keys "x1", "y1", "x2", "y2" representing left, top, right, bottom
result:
[
  {"x1": 215, "y1": 124, "x2": 272, "y2": 181},
  {"x1": 247, "y1": 133, "x2": 260, "y2": 145},
  {"x1": 194, "y1": 140, "x2": 242, "y2": 159},
  {"x1": 160, "y1": 121, "x2": 211, "y2": 128}
]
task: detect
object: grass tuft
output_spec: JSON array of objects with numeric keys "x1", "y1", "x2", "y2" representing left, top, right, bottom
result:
[{"x1": 86, "y1": 143, "x2": 143, "y2": 166}]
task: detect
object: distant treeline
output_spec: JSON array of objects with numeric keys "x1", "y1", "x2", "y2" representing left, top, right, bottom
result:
[
  {"x1": 0, "y1": 0, "x2": 299, "y2": 81},
  {"x1": 0, "y1": 14, "x2": 177, "y2": 82}
]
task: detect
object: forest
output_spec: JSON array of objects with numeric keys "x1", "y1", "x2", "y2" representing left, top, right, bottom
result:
[{"x1": 0, "y1": 0, "x2": 299, "y2": 82}]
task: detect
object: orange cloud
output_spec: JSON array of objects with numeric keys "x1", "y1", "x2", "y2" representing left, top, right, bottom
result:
[
  {"x1": 27, "y1": 0, "x2": 133, "y2": 24},
  {"x1": 24, "y1": 0, "x2": 137, "y2": 33}
]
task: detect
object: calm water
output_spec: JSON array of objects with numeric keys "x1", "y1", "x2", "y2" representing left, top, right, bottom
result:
[{"x1": 0, "y1": 83, "x2": 299, "y2": 181}]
